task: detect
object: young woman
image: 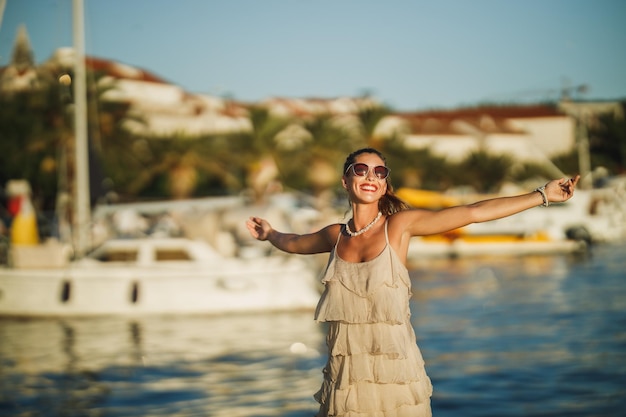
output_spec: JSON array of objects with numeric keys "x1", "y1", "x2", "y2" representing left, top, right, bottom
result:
[{"x1": 246, "y1": 147, "x2": 580, "y2": 417}]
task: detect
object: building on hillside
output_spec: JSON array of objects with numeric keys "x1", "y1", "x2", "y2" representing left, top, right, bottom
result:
[
  {"x1": 260, "y1": 96, "x2": 381, "y2": 118},
  {"x1": 49, "y1": 48, "x2": 252, "y2": 138},
  {"x1": 258, "y1": 96, "x2": 383, "y2": 150},
  {"x1": 0, "y1": 26, "x2": 251, "y2": 138},
  {"x1": 557, "y1": 99, "x2": 624, "y2": 186},
  {"x1": 558, "y1": 100, "x2": 624, "y2": 125},
  {"x1": 373, "y1": 105, "x2": 576, "y2": 177}
]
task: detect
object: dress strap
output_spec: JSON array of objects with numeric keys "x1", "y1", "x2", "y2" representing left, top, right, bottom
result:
[
  {"x1": 384, "y1": 219, "x2": 394, "y2": 277},
  {"x1": 335, "y1": 224, "x2": 344, "y2": 248},
  {"x1": 384, "y1": 219, "x2": 390, "y2": 245}
]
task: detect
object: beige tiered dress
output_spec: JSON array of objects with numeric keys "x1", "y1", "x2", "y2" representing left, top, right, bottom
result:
[{"x1": 314, "y1": 222, "x2": 433, "y2": 417}]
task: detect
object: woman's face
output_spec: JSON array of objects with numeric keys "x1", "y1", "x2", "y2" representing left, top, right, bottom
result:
[{"x1": 342, "y1": 152, "x2": 388, "y2": 205}]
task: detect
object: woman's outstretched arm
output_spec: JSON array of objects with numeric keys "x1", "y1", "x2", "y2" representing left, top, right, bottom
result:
[
  {"x1": 246, "y1": 216, "x2": 339, "y2": 255},
  {"x1": 397, "y1": 176, "x2": 580, "y2": 237}
]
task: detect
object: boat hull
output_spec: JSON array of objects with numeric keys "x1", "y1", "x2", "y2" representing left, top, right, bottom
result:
[{"x1": 0, "y1": 259, "x2": 320, "y2": 317}]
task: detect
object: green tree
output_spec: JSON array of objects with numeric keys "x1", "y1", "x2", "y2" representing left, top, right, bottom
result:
[
  {"x1": 0, "y1": 80, "x2": 68, "y2": 212},
  {"x1": 376, "y1": 136, "x2": 452, "y2": 191},
  {"x1": 232, "y1": 106, "x2": 295, "y2": 200},
  {"x1": 588, "y1": 103, "x2": 626, "y2": 174},
  {"x1": 275, "y1": 114, "x2": 365, "y2": 195},
  {"x1": 454, "y1": 151, "x2": 512, "y2": 193}
]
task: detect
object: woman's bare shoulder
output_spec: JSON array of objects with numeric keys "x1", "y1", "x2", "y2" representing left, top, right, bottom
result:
[
  {"x1": 387, "y1": 208, "x2": 434, "y2": 238},
  {"x1": 388, "y1": 208, "x2": 428, "y2": 225},
  {"x1": 317, "y1": 222, "x2": 344, "y2": 244}
]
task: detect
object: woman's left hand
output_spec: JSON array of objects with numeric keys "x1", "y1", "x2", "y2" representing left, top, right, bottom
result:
[{"x1": 546, "y1": 175, "x2": 581, "y2": 203}]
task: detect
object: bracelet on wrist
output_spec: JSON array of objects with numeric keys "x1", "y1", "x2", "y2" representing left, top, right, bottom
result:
[{"x1": 534, "y1": 185, "x2": 549, "y2": 207}]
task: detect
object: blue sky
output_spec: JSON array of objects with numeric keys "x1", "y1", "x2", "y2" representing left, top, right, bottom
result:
[{"x1": 1, "y1": 0, "x2": 625, "y2": 110}]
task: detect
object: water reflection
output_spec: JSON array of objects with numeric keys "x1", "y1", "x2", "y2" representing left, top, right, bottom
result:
[
  {"x1": 0, "y1": 312, "x2": 326, "y2": 417},
  {"x1": 410, "y1": 244, "x2": 626, "y2": 416},
  {"x1": 1, "y1": 244, "x2": 625, "y2": 416}
]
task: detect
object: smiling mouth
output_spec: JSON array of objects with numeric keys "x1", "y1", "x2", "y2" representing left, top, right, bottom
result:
[{"x1": 360, "y1": 184, "x2": 378, "y2": 192}]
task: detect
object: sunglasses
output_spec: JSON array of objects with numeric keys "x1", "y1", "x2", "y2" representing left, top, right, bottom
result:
[{"x1": 345, "y1": 163, "x2": 390, "y2": 180}]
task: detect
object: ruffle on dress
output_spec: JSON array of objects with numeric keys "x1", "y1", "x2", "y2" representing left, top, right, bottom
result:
[
  {"x1": 325, "y1": 321, "x2": 419, "y2": 359},
  {"x1": 315, "y1": 321, "x2": 433, "y2": 416},
  {"x1": 313, "y1": 230, "x2": 432, "y2": 417},
  {"x1": 314, "y1": 377, "x2": 432, "y2": 417},
  {"x1": 325, "y1": 343, "x2": 427, "y2": 387}
]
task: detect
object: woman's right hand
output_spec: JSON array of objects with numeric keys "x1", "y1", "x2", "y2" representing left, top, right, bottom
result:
[{"x1": 246, "y1": 217, "x2": 271, "y2": 241}]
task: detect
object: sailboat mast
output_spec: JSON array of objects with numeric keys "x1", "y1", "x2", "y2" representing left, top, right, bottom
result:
[
  {"x1": 73, "y1": 0, "x2": 90, "y2": 257},
  {"x1": 0, "y1": 1, "x2": 7, "y2": 34}
]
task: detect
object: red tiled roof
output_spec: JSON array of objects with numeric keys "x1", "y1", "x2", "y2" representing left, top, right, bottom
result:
[
  {"x1": 397, "y1": 104, "x2": 563, "y2": 119},
  {"x1": 391, "y1": 104, "x2": 566, "y2": 135},
  {"x1": 85, "y1": 56, "x2": 169, "y2": 84}
]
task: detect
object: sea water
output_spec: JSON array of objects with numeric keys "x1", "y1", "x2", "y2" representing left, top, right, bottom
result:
[{"x1": 1, "y1": 243, "x2": 625, "y2": 417}]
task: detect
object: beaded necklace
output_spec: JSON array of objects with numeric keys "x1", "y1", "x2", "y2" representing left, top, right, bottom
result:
[{"x1": 345, "y1": 211, "x2": 382, "y2": 237}]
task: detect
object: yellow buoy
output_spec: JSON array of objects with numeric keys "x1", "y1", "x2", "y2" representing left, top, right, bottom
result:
[{"x1": 10, "y1": 196, "x2": 39, "y2": 245}]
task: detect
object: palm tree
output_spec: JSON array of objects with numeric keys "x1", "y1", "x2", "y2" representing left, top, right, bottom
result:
[
  {"x1": 270, "y1": 114, "x2": 360, "y2": 196},
  {"x1": 113, "y1": 136, "x2": 246, "y2": 199},
  {"x1": 589, "y1": 104, "x2": 626, "y2": 174},
  {"x1": 0, "y1": 76, "x2": 69, "y2": 213},
  {"x1": 234, "y1": 106, "x2": 295, "y2": 201},
  {"x1": 455, "y1": 151, "x2": 512, "y2": 193}
]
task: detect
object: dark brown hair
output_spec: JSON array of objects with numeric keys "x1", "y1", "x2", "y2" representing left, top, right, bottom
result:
[{"x1": 343, "y1": 148, "x2": 411, "y2": 215}]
